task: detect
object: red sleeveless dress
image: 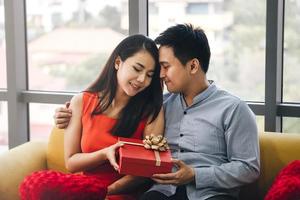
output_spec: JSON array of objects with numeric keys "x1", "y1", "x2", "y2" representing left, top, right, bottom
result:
[{"x1": 19, "y1": 92, "x2": 146, "y2": 200}]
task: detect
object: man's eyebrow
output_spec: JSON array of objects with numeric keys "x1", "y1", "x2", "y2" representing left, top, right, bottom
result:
[{"x1": 159, "y1": 61, "x2": 169, "y2": 65}]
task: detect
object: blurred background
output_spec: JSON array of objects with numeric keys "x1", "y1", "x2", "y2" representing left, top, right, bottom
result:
[{"x1": 1, "y1": 0, "x2": 300, "y2": 152}]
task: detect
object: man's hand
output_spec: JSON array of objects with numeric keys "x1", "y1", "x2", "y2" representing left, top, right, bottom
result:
[
  {"x1": 152, "y1": 159, "x2": 195, "y2": 186},
  {"x1": 53, "y1": 102, "x2": 72, "y2": 129}
]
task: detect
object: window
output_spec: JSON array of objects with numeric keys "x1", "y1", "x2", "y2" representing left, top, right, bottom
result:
[
  {"x1": 0, "y1": 0, "x2": 6, "y2": 89},
  {"x1": 283, "y1": 0, "x2": 300, "y2": 103},
  {"x1": 0, "y1": 101, "x2": 8, "y2": 152},
  {"x1": 186, "y1": 3, "x2": 209, "y2": 15},
  {"x1": 26, "y1": 0, "x2": 129, "y2": 92},
  {"x1": 283, "y1": 117, "x2": 300, "y2": 133},
  {"x1": 29, "y1": 103, "x2": 64, "y2": 141},
  {"x1": 256, "y1": 116, "x2": 264, "y2": 133},
  {"x1": 149, "y1": 2, "x2": 159, "y2": 15},
  {"x1": 149, "y1": 0, "x2": 266, "y2": 101}
]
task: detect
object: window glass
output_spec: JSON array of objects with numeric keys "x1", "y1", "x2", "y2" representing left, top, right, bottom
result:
[
  {"x1": 0, "y1": 0, "x2": 7, "y2": 88},
  {"x1": 256, "y1": 115, "x2": 264, "y2": 133},
  {"x1": 149, "y1": 0, "x2": 266, "y2": 101},
  {"x1": 29, "y1": 103, "x2": 64, "y2": 141},
  {"x1": 26, "y1": 0, "x2": 128, "y2": 92},
  {"x1": 283, "y1": 117, "x2": 300, "y2": 134},
  {"x1": 283, "y1": 0, "x2": 300, "y2": 103},
  {"x1": 186, "y1": 3, "x2": 209, "y2": 15},
  {"x1": 0, "y1": 101, "x2": 8, "y2": 152}
]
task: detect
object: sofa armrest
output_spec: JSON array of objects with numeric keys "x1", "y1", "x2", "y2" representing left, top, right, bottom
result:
[{"x1": 0, "y1": 141, "x2": 47, "y2": 200}]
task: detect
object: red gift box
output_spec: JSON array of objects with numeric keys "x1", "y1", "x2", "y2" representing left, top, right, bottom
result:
[{"x1": 118, "y1": 137, "x2": 173, "y2": 177}]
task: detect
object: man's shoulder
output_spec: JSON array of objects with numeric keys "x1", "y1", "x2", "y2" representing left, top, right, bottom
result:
[
  {"x1": 209, "y1": 87, "x2": 253, "y2": 116},
  {"x1": 215, "y1": 87, "x2": 254, "y2": 115},
  {"x1": 213, "y1": 87, "x2": 243, "y2": 105},
  {"x1": 163, "y1": 92, "x2": 179, "y2": 104}
]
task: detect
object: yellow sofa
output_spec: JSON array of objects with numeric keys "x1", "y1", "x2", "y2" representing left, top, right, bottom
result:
[{"x1": 0, "y1": 128, "x2": 300, "y2": 200}]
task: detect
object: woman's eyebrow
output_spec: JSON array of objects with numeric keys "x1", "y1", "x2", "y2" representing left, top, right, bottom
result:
[
  {"x1": 136, "y1": 62, "x2": 154, "y2": 72},
  {"x1": 136, "y1": 62, "x2": 145, "y2": 68}
]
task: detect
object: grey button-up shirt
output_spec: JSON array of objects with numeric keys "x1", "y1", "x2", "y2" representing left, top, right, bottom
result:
[{"x1": 149, "y1": 82, "x2": 260, "y2": 200}]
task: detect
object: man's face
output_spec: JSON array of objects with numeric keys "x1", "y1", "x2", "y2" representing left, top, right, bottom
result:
[{"x1": 159, "y1": 46, "x2": 190, "y2": 93}]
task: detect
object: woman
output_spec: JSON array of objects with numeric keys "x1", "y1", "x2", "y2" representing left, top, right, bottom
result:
[{"x1": 20, "y1": 34, "x2": 164, "y2": 200}]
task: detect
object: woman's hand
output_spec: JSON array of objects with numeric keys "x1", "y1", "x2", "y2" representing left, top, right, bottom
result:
[{"x1": 104, "y1": 142, "x2": 124, "y2": 171}]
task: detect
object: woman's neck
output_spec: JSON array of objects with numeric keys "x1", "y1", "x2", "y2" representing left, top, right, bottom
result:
[{"x1": 113, "y1": 87, "x2": 130, "y2": 109}]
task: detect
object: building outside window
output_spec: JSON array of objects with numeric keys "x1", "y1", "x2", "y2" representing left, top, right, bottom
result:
[
  {"x1": 148, "y1": 0, "x2": 266, "y2": 131},
  {"x1": 26, "y1": 0, "x2": 129, "y2": 141}
]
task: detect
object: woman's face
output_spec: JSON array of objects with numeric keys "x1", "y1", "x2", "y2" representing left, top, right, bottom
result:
[{"x1": 115, "y1": 50, "x2": 156, "y2": 97}]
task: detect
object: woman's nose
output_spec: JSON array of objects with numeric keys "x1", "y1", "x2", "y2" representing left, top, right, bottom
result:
[{"x1": 137, "y1": 73, "x2": 146, "y2": 83}]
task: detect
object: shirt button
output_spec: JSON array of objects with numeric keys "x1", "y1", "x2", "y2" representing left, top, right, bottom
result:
[
  {"x1": 183, "y1": 111, "x2": 187, "y2": 115},
  {"x1": 180, "y1": 134, "x2": 184, "y2": 137},
  {"x1": 180, "y1": 149, "x2": 184, "y2": 153}
]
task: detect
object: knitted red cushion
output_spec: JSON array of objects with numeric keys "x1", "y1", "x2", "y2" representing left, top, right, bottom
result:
[
  {"x1": 19, "y1": 170, "x2": 107, "y2": 200},
  {"x1": 265, "y1": 160, "x2": 300, "y2": 200}
]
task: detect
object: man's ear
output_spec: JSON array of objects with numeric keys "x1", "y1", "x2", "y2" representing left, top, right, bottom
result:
[
  {"x1": 115, "y1": 56, "x2": 122, "y2": 70},
  {"x1": 189, "y1": 58, "x2": 200, "y2": 74}
]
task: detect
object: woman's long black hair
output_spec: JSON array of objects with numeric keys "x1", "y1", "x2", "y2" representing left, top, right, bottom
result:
[{"x1": 85, "y1": 34, "x2": 162, "y2": 137}]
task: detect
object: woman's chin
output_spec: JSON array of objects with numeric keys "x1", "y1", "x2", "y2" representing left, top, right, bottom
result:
[{"x1": 124, "y1": 90, "x2": 138, "y2": 97}]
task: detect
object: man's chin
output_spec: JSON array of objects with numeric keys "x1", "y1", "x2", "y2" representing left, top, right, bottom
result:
[{"x1": 165, "y1": 86, "x2": 178, "y2": 93}]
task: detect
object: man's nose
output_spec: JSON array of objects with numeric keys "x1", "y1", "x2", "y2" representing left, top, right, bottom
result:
[{"x1": 160, "y1": 68, "x2": 165, "y2": 78}]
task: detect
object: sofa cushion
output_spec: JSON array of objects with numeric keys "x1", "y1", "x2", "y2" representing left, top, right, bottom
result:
[
  {"x1": 264, "y1": 160, "x2": 300, "y2": 200},
  {"x1": 20, "y1": 170, "x2": 107, "y2": 200}
]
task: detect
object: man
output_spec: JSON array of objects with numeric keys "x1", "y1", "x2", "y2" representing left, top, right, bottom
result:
[{"x1": 54, "y1": 24, "x2": 260, "y2": 200}]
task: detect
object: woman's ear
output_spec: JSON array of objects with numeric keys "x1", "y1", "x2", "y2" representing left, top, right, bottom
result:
[
  {"x1": 115, "y1": 56, "x2": 122, "y2": 70},
  {"x1": 189, "y1": 58, "x2": 200, "y2": 74}
]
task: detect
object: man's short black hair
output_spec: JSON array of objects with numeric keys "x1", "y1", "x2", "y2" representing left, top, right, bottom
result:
[{"x1": 155, "y1": 23, "x2": 211, "y2": 73}]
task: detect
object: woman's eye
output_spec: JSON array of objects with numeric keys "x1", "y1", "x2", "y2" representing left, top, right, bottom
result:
[
  {"x1": 133, "y1": 66, "x2": 141, "y2": 72},
  {"x1": 147, "y1": 74, "x2": 154, "y2": 78}
]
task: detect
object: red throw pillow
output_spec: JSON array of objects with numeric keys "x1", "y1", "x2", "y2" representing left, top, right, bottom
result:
[
  {"x1": 20, "y1": 170, "x2": 107, "y2": 200},
  {"x1": 265, "y1": 160, "x2": 300, "y2": 200}
]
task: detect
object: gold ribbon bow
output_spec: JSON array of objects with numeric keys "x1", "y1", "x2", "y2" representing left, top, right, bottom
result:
[
  {"x1": 121, "y1": 135, "x2": 169, "y2": 167},
  {"x1": 143, "y1": 134, "x2": 170, "y2": 151}
]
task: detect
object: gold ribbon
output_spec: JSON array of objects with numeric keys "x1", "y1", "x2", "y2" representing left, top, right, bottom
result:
[
  {"x1": 122, "y1": 141, "x2": 144, "y2": 147},
  {"x1": 122, "y1": 141, "x2": 161, "y2": 166},
  {"x1": 154, "y1": 150, "x2": 161, "y2": 166}
]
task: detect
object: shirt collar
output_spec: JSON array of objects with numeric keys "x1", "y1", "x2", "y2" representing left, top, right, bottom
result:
[{"x1": 180, "y1": 80, "x2": 217, "y2": 108}]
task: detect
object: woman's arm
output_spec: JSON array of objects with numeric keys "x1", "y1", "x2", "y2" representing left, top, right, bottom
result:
[
  {"x1": 64, "y1": 94, "x2": 122, "y2": 173},
  {"x1": 107, "y1": 107, "x2": 165, "y2": 194},
  {"x1": 143, "y1": 106, "x2": 165, "y2": 138}
]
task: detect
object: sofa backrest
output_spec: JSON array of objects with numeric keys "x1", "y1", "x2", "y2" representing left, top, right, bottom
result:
[
  {"x1": 240, "y1": 132, "x2": 300, "y2": 199},
  {"x1": 47, "y1": 128, "x2": 300, "y2": 199},
  {"x1": 46, "y1": 127, "x2": 68, "y2": 173}
]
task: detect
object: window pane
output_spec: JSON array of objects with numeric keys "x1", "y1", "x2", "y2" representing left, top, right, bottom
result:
[
  {"x1": 30, "y1": 103, "x2": 64, "y2": 141},
  {"x1": 283, "y1": 0, "x2": 300, "y2": 103},
  {"x1": 283, "y1": 117, "x2": 300, "y2": 133},
  {"x1": 26, "y1": 0, "x2": 128, "y2": 92},
  {"x1": 0, "y1": 101, "x2": 8, "y2": 152},
  {"x1": 256, "y1": 115, "x2": 264, "y2": 133},
  {"x1": 149, "y1": 0, "x2": 266, "y2": 101},
  {"x1": 0, "y1": 0, "x2": 7, "y2": 89}
]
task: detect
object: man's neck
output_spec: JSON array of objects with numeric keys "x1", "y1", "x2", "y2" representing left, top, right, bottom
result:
[{"x1": 182, "y1": 78, "x2": 210, "y2": 107}]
